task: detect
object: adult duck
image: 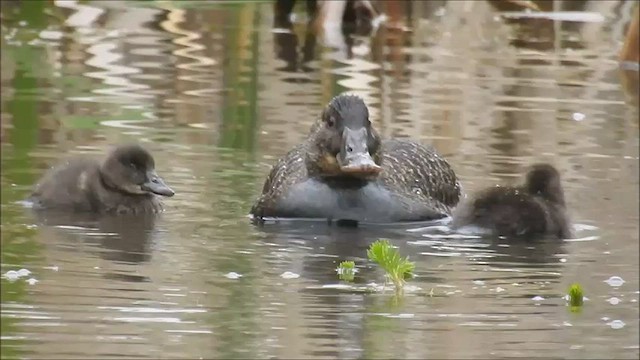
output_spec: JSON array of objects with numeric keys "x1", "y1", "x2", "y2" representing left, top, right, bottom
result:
[{"x1": 250, "y1": 94, "x2": 461, "y2": 223}]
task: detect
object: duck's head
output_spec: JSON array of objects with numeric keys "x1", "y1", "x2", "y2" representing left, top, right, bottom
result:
[
  {"x1": 100, "y1": 144, "x2": 175, "y2": 197},
  {"x1": 525, "y1": 163, "x2": 564, "y2": 205},
  {"x1": 308, "y1": 94, "x2": 382, "y2": 178}
]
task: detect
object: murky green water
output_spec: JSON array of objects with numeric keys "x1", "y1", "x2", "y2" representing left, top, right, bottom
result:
[{"x1": 1, "y1": 1, "x2": 638, "y2": 359}]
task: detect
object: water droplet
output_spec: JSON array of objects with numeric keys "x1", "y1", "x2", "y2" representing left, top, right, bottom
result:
[
  {"x1": 26, "y1": 278, "x2": 38, "y2": 285},
  {"x1": 608, "y1": 320, "x2": 625, "y2": 329},
  {"x1": 224, "y1": 272, "x2": 242, "y2": 280},
  {"x1": 563, "y1": 321, "x2": 573, "y2": 327},
  {"x1": 17, "y1": 269, "x2": 31, "y2": 277},
  {"x1": 572, "y1": 112, "x2": 586, "y2": 121},
  {"x1": 604, "y1": 276, "x2": 625, "y2": 287},
  {"x1": 280, "y1": 271, "x2": 300, "y2": 279},
  {"x1": 495, "y1": 287, "x2": 505, "y2": 293},
  {"x1": 560, "y1": 258, "x2": 567, "y2": 263},
  {"x1": 473, "y1": 280, "x2": 485, "y2": 285},
  {"x1": 4, "y1": 271, "x2": 19, "y2": 282},
  {"x1": 601, "y1": 317, "x2": 610, "y2": 321},
  {"x1": 532, "y1": 296, "x2": 545, "y2": 301},
  {"x1": 607, "y1": 297, "x2": 620, "y2": 305}
]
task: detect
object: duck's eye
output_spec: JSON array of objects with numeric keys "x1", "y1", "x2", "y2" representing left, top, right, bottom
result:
[
  {"x1": 327, "y1": 117, "x2": 335, "y2": 127},
  {"x1": 129, "y1": 162, "x2": 137, "y2": 170}
]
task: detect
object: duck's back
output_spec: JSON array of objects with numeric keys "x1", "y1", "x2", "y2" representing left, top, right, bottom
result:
[
  {"x1": 379, "y1": 139, "x2": 462, "y2": 216},
  {"x1": 451, "y1": 186, "x2": 570, "y2": 239},
  {"x1": 30, "y1": 158, "x2": 101, "y2": 211}
]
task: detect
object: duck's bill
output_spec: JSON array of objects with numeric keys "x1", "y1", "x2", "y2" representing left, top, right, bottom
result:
[
  {"x1": 339, "y1": 154, "x2": 382, "y2": 176},
  {"x1": 338, "y1": 127, "x2": 382, "y2": 176},
  {"x1": 141, "y1": 171, "x2": 175, "y2": 197}
]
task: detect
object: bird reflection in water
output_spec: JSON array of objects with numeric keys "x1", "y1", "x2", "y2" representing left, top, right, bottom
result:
[
  {"x1": 31, "y1": 210, "x2": 160, "y2": 282},
  {"x1": 273, "y1": 0, "x2": 380, "y2": 71}
]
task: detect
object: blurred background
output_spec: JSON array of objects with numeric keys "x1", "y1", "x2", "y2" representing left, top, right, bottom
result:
[{"x1": 1, "y1": 0, "x2": 638, "y2": 359}]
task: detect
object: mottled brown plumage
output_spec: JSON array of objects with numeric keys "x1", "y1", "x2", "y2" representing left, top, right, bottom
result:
[{"x1": 251, "y1": 94, "x2": 461, "y2": 223}]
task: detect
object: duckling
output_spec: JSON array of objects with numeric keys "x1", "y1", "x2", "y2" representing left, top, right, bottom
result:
[
  {"x1": 451, "y1": 163, "x2": 572, "y2": 239},
  {"x1": 29, "y1": 144, "x2": 175, "y2": 214},
  {"x1": 251, "y1": 94, "x2": 461, "y2": 223}
]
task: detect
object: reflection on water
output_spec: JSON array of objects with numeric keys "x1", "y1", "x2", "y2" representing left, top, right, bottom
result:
[
  {"x1": 32, "y1": 211, "x2": 158, "y2": 265},
  {"x1": 1, "y1": 0, "x2": 638, "y2": 359}
]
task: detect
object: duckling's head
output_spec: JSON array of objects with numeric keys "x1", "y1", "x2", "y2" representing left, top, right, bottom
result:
[
  {"x1": 100, "y1": 144, "x2": 175, "y2": 197},
  {"x1": 310, "y1": 94, "x2": 382, "y2": 178},
  {"x1": 525, "y1": 163, "x2": 564, "y2": 205}
]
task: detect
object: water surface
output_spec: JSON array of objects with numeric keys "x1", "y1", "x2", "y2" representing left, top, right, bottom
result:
[{"x1": 1, "y1": 1, "x2": 638, "y2": 359}]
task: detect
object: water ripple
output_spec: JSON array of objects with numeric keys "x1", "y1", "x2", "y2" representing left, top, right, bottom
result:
[{"x1": 160, "y1": 8, "x2": 218, "y2": 98}]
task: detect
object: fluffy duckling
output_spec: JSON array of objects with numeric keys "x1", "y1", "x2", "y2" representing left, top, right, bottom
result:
[
  {"x1": 29, "y1": 144, "x2": 174, "y2": 214},
  {"x1": 451, "y1": 163, "x2": 572, "y2": 239}
]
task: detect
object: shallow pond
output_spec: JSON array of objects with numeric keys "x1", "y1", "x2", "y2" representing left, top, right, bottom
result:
[{"x1": 1, "y1": 1, "x2": 638, "y2": 359}]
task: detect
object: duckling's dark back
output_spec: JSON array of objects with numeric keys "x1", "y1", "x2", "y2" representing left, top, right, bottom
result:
[
  {"x1": 451, "y1": 164, "x2": 572, "y2": 239},
  {"x1": 30, "y1": 158, "x2": 101, "y2": 212}
]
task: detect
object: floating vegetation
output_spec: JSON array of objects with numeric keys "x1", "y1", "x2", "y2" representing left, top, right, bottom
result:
[
  {"x1": 568, "y1": 283, "x2": 584, "y2": 312},
  {"x1": 367, "y1": 239, "x2": 415, "y2": 293},
  {"x1": 336, "y1": 260, "x2": 357, "y2": 282}
]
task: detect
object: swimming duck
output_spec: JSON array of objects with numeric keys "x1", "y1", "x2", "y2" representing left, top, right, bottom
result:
[
  {"x1": 251, "y1": 94, "x2": 462, "y2": 223},
  {"x1": 29, "y1": 144, "x2": 175, "y2": 214},
  {"x1": 451, "y1": 163, "x2": 572, "y2": 239}
]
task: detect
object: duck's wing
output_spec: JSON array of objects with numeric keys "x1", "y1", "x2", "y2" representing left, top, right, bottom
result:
[
  {"x1": 251, "y1": 143, "x2": 308, "y2": 216},
  {"x1": 380, "y1": 139, "x2": 462, "y2": 214}
]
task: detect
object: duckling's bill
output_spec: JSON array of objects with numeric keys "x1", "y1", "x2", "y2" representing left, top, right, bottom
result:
[{"x1": 141, "y1": 171, "x2": 175, "y2": 197}]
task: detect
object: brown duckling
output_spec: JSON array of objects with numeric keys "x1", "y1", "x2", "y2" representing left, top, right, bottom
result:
[
  {"x1": 451, "y1": 163, "x2": 572, "y2": 239},
  {"x1": 251, "y1": 94, "x2": 461, "y2": 223},
  {"x1": 29, "y1": 144, "x2": 174, "y2": 214}
]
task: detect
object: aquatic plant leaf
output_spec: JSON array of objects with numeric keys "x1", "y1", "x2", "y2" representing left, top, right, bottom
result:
[
  {"x1": 367, "y1": 239, "x2": 415, "y2": 291},
  {"x1": 336, "y1": 260, "x2": 356, "y2": 282},
  {"x1": 568, "y1": 283, "x2": 584, "y2": 307}
]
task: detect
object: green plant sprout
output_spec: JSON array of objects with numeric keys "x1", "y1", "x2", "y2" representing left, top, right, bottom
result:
[
  {"x1": 568, "y1": 283, "x2": 584, "y2": 310},
  {"x1": 367, "y1": 239, "x2": 415, "y2": 292},
  {"x1": 336, "y1": 260, "x2": 357, "y2": 282}
]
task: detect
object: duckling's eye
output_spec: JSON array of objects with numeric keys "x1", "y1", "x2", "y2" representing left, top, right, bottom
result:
[{"x1": 327, "y1": 117, "x2": 335, "y2": 127}]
